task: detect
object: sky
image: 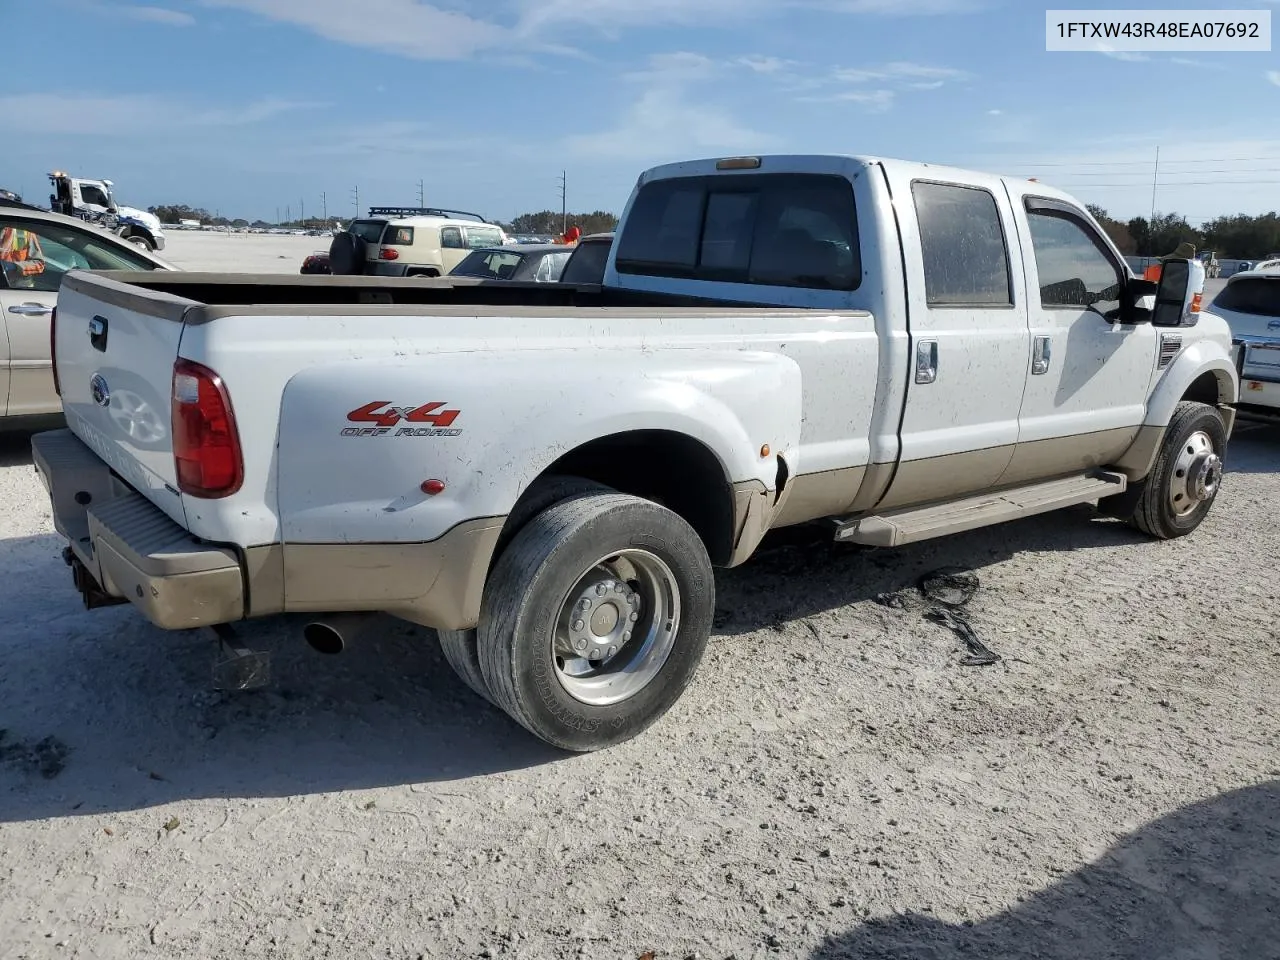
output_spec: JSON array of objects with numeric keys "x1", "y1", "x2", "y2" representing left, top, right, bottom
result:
[{"x1": 4, "y1": 0, "x2": 1279, "y2": 225}]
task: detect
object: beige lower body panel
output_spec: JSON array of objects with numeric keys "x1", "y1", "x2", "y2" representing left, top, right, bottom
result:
[
  {"x1": 275, "y1": 518, "x2": 504, "y2": 630},
  {"x1": 995, "y1": 426, "x2": 1139, "y2": 488},
  {"x1": 873, "y1": 445, "x2": 1015, "y2": 512}
]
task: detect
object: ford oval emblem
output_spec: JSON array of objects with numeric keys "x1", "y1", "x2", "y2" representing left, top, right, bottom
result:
[
  {"x1": 90, "y1": 374, "x2": 110, "y2": 407},
  {"x1": 1269, "y1": 319, "x2": 1280, "y2": 330}
]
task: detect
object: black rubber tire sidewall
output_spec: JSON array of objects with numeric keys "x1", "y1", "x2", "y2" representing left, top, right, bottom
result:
[
  {"x1": 1135, "y1": 401, "x2": 1227, "y2": 539},
  {"x1": 328, "y1": 231, "x2": 363, "y2": 275},
  {"x1": 478, "y1": 494, "x2": 714, "y2": 752},
  {"x1": 434, "y1": 476, "x2": 612, "y2": 705}
]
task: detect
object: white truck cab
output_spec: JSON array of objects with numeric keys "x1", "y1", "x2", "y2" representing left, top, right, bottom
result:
[{"x1": 30, "y1": 153, "x2": 1236, "y2": 752}]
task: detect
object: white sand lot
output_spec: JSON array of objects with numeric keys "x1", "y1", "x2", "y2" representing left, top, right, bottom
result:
[{"x1": 158, "y1": 231, "x2": 327, "y2": 274}]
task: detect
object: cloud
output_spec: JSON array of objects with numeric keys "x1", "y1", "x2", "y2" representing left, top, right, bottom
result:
[
  {"x1": 191, "y1": 0, "x2": 983, "y2": 60},
  {"x1": 563, "y1": 87, "x2": 778, "y2": 159},
  {"x1": 0, "y1": 93, "x2": 322, "y2": 137},
  {"x1": 1269, "y1": 70, "x2": 1280, "y2": 86},
  {"x1": 1095, "y1": 45, "x2": 1150, "y2": 61},
  {"x1": 120, "y1": 5, "x2": 195, "y2": 24},
  {"x1": 198, "y1": 0, "x2": 518, "y2": 60},
  {"x1": 797, "y1": 60, "x2": 967, "y2": 109},
  {"x1": 987, "y1": 108, "x2": 1003, "y2": 115},
  {"x1": 737, "y1": 55, "x2": 796, "y2": 74}
]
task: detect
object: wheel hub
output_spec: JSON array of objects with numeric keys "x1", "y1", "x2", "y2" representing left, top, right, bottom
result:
[
  {"x1": 1168, "y1": 430, "x2": 1221, "y2": 517},
  {"x1": 551, "y1": 551, "x2": 680, "y2": 707},
  {"x1": 565, "y1": 578, "x2": 641, "y2": 662}
]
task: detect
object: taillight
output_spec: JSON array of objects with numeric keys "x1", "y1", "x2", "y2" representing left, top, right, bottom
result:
[
  {"x1": 50, "y1": 306, "x2": 60, "y2": 396},
  {"x1": 172, "y1": 359, "x2": 243, "y2": 498},
  {"x1": 380, "y1": 247, "x2": 399, "y2": 260}
]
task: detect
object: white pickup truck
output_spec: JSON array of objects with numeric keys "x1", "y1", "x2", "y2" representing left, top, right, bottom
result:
[{"x1": 31, "y1": 154, "x2": 1238, "y2": 752}]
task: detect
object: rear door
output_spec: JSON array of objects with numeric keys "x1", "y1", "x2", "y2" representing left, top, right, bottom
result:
[
  {"x1": 0, "y1": 215, "x2": 159, "y2": 417},
  {"x1": 874, "y1": 173, "x2": 1030, "y2": 509},
  {"x1": 348, "y1": 219, "x2": 388, "y2": 271}
]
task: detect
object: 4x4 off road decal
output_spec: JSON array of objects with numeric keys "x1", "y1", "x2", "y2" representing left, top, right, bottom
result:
[{"x1": 342, "y1": 401, "x2": 462, "y2": 437}]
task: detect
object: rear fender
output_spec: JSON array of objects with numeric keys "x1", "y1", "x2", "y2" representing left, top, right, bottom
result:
[{"x1": 275, "y1": 349, "x2": 803, "y2": 545}]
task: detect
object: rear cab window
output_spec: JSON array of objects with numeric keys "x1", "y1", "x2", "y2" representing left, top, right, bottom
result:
[
  {"x1": 911, "y1": 181, "x2": 1012, "y2": 306},
  {"x1": 454, "y1": 250, "x2": 525, "y2": 279},
  {"x1": 614, "y1": 173, "x2": 861, "y2": 290},
  {"x1": 350, "y1": 220, "x2": 388, "y2": 243},
  {"x1": 1214, "y1": 277, "x2": 1280, "y2": 317},
  {"x1": 561, "y1": 238, "x2": 613, "y2": 284}
]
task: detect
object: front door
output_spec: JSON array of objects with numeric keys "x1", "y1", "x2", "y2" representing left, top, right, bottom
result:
[
  {"x1": 999, "y1": 192, "x2": 1158, "y2": 486},
  {"x1": 876, "y1": 173, "x2": 1031, "y2": 509}
]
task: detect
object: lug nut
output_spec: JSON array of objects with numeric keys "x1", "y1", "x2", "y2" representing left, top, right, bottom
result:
[
  {"x1": 623, "y1": 631, "x2": 631, "y2": 642},
  {"x1": 607, "y1": 645, "x2": 617, "y2": 657},
  {"x1": 629, "y1": 612, "x2": 638, "y2": 622},
  {"x1": 578, "y1": 598, "x2": 591, "y2": 611},
  {"x1": 596, "y1": 584, "x2": 608, "y2": 596},
  {"x1": 572, "y1": 619, "x2": 584, "y2": 632},
  {"x1": 589, "y1": 649, "x2": 602, "y2": 660},
  {"x1": 574, "y1": 638, "x2": 587, "y2": 652}
]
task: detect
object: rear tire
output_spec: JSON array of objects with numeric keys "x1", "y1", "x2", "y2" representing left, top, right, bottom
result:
[
  {"x1": 126, "y1": 234, "x2": 152, "y2": 251},
  {"x1": 436, "y1": 475, "x2": 612, "y2": 704},
  {"x1": 476, "y1": 493, "x2": 714, "y2": 752},
  {"x1": 1123, "y1": 401, "x2": 1226, "y2": 540}
]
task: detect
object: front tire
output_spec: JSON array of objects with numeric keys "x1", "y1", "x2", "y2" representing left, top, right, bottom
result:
[
  {"x1": 476, "y1": 493, "x2": 714, "y2": 752},
  {"x1": 126, "y1": 234, "x2": 153, "y2": 251},
  {"x1": 1125, "y1": 401, "x2": 1227, "y2": 539}
]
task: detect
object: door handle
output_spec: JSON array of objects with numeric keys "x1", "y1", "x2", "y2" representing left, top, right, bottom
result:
[
  {"x1": 1032, "y1": 336, "x2": 1051, "y2": 375},
  {"x1": 7, "y1": 302, "x2": 53, "y2": 317},
  {"x1": 915, "y1": 339, "x2": 938, "y2": 384}
]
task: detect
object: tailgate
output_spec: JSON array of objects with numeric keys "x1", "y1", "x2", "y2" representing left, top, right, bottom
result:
[{"x1": 54, "y1": 271, "x2": 198, "y2": 526}]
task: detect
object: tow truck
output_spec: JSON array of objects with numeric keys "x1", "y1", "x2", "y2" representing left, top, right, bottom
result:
[{"x1": 46, "y1": 171, "x2": 166, "y2": 252}]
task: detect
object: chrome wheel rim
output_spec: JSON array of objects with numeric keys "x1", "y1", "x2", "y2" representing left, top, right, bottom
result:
[
  {"x1": 551, "y1": 549, "x2": 680, "y2": 706},
  {"x1": 1168, "y1": 430, "x2": 1221, "y2": 517}
]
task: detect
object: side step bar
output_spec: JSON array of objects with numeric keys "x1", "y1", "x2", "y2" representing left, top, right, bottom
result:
[{"x1": 833, "y1": 470, "x2": 1127, "y2": 547}]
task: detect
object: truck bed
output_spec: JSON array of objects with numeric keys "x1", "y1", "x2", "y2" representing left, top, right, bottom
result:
[{"x1": 85, "y1": 271, "x2": 807, "y2": 319}]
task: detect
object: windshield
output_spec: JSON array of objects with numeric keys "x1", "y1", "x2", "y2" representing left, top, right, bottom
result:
[
  {"x1": 1213, "y1": 277, "x2": 1280, "y2": 318},
  {"x1": 451, "y1": 249, "x2": 526, "y2": 279}
]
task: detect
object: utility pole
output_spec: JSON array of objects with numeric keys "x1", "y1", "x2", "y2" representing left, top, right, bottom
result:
[
  {"x1": 417, "y1": 179, "x2": 425, "y2": 207},
  {"x1": 351, "y1": 185, "x2": 359, "y2": 218},
  {"x1": 557, "y1": 170, "x2": 567, "y2": 234},
  {"x1": 300, "y1": 198, "x2": 305, "y2": 223},
  {"x1": 286, "y1": 204, "x2": 291, "y2": 224},
  {"x1": 321, "y1": 192, "x2": 327, "y2": 222},
  {"x1": 1149, "y1": 145, "x2": 1160, "y2": 225},
  {"x1": 276, "y1": 206, "x2": 280, "y2": 224}
]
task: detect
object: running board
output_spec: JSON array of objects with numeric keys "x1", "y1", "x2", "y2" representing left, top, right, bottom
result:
[{"x1": 833, "y1": 471, "x2": 1128, "y2": 547}]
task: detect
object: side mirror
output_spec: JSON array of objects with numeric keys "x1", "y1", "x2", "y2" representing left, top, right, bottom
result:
[
  {"x1": 1152, "y1": 257, "x2": 1204, "y2": 327},
  {"x1": 1124, "y1": 276, "x2": 1159, "y2": 324}
]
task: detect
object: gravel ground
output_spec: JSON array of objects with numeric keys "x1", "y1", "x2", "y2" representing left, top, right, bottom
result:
[{"x1": 1, "y1": 409, "x2": 1278, "y2": 960}]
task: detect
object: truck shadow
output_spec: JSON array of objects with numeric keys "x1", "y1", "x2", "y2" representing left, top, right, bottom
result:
[
  {"x1": 0, "y1": 429, "x2": 39, "y2": 468},
  {"x1": 0, "y1": 533, "x2": 562, "y2": 823},
  {"x1": 809, "y1": 779, "x2": 1280, "y2": 959}
]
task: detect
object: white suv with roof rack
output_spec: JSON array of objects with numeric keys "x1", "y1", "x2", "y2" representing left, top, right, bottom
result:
[{"x1": 327, "y1": 207, "x2": 508, "y2": 278}]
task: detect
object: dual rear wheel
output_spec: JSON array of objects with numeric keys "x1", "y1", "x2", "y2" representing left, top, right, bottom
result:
[{"x1": 438, "y1": 480, "x2": 714, "y2": 752}]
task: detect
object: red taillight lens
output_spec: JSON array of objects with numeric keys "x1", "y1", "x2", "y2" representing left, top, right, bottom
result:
[
  {"x1": 50, "y1": 306, "x2": 60, "y2": 396},
  {"x1": 380, "y1": 247, "x2": 399, "y2": 260},
  {"x1": 172, "y1": 359, "x2": 243, "y2": 498}
]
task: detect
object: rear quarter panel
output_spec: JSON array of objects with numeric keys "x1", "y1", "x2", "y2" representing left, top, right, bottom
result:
[{"x1": 274, "y1": 346, "x2": 804, "y2": 545}]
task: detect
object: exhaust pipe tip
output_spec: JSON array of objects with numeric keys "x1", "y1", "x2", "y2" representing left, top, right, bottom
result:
[
  {"x1": 301, "y1": 613, "x2": 374, "y2": 655},
  {"x1": 303, "y1": 621, "x2": 344, "y2": 655}
]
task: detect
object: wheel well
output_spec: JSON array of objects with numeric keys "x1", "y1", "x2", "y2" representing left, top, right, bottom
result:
[
  {"x1": 540, "y1": 430, "x2": 737, "y2": 566},
  {"x1": 407, "y1": 268, "x2": 440, "y2": 278},
  {"x1": 1182, "y1": 371, "x2": 1228, "y2": 406}
]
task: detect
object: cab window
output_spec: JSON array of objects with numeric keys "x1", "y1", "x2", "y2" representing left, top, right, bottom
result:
[{"x1": 441, "y1": 226, "x2": 464, "y2": 249}]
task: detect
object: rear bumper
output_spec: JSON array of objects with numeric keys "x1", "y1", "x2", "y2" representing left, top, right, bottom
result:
[
  {"x1": 30, "y1": 428, "x2": 507, "y2": 632},
  {"x1": 31, "y1": 429, "x2": 245, "y2": 629}
]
